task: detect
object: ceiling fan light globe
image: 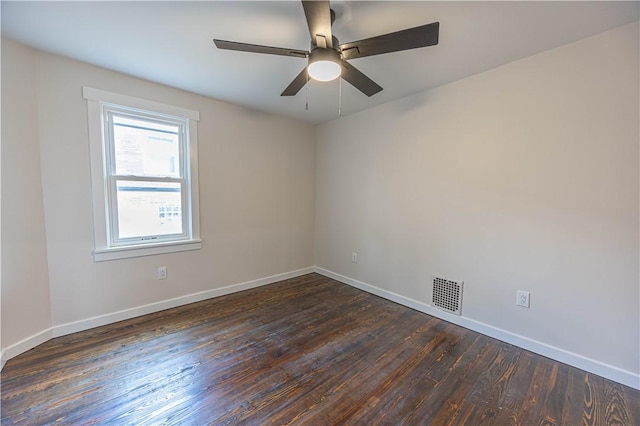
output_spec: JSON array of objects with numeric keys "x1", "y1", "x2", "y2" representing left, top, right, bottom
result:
[{"x1": 308, "y1": 60, "x2": 341, "y2": 81}]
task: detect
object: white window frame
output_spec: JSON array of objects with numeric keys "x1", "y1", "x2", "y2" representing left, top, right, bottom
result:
[{"x1": 84, "y1": 87, "x2": 201, "y2": 261}]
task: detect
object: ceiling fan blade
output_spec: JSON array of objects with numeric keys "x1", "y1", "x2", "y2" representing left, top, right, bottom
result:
[
  {"x1": 281, "y1": 67, "x2": 309, "y2": 96},
  {"x1": 214, "y1": 39, "x2": 308, "y2": 58},
  {"x1": 340, "y1": 61, "x2": 382, "y2": 97},
  {"x1": 302, "y1": 1, "x2": 333, "y2": 48},
  {"x1": 339, "y1": 22, "x2": 439, "y2": 60}
]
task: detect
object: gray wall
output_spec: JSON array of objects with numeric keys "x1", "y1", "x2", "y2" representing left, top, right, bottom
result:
[
  {"x1": 315, "y1": 22, "x2": 639, "y2": 383},
  {"x1": 1, "y1": 38, "x2": 52, "y2": 356},
  {"x1": 1, "y1": 38, "x2": 316, "y2": 360}
]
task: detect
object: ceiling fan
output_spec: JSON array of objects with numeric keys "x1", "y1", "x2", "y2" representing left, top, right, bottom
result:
[{"x1": 213, "y1": 1, "x2": 439, "y2": 97}]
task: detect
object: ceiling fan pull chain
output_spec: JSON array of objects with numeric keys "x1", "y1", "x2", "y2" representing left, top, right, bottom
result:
[
  {"x1": 338, "y1": 77, "x2": 342, "y2": 116},
  {"x1": 305, "y1": 74, "x2": 309, "y2": 111}
]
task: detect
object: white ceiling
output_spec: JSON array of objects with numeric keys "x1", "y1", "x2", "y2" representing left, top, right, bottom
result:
[{"x1": 2, "y1": 1, "x2": 638, "y2": 124}]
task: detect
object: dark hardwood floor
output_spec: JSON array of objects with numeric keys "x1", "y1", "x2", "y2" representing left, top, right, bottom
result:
[{"x1": 1, "y1": 273, "x2": 638, "y2": 425}]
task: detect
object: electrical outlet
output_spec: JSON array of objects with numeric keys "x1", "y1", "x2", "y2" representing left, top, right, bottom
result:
[
  {"x1": 352, "y1": 252, "x2": 358, "y2": 263},
  {"x1": 157, "y1": 266, "x2": 167, "y2": 280},
  {"x1": 516, "y1": 290, "x2": 530, "y2": 308}
]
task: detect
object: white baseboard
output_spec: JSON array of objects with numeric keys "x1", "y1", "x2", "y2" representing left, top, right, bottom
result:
[
  {"x1": 1, "y1": 328, "x2": 53, "y2": 369},
  {"x1": 314, "y1": 267, "x2": 640, "y2": 390},
  {"x1": 1, "y1": 266, "x2": 315, "y2": 370}
]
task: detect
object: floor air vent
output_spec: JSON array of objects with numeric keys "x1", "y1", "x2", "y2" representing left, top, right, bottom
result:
[{"x1": 433, "y1": 276, "x2": 463, "y2": 315}]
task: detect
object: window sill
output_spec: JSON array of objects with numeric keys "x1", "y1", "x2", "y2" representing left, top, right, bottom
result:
[{"x1": 93, "y1": 239, "x2": 202, "y2": 262}]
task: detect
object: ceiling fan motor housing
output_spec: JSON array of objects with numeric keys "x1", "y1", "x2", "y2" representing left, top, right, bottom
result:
[{"x1": 309, "y1": 48, "x2": 341, "y2": 64}]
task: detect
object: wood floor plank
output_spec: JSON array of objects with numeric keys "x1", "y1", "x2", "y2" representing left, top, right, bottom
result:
[
  {"x1": 2, "y1": 273, "x2": 639, "y2": 425},
  {"x1": 604, "y1": 379, "x2": 640, "y2": 426},
  {"x1": 498, "y1": 349, "x2": 537, "y2": 415},
  {"x1": 562, "y1": 369, "x2": 603, "y2": 426},
  {"x1": 464, "y1": 342, "x2": 522, "y2": 407}
]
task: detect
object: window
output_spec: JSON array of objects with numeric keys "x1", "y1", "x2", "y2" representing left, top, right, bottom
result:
[{"x1": 84, "y1": 87, "x2": 201, "y2": 261}]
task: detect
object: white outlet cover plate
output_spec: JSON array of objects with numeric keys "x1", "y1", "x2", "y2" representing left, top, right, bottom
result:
[
  {"x1": 516, "y1": 290, "x2": 530, "y2": 307},
  {"x1": 158, "y1": 267, "x2": 167, "y2": 280}
]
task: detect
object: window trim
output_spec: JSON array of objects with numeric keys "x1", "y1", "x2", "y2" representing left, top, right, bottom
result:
[{"x1": 83, "y1": 87, "x2": 201, "y2": 261}]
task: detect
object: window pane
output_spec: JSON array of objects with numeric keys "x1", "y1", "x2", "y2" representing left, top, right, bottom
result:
[
  {"x1": 116, "y1": 180, "x2": 183, "y2": 239},
  {"x1": 113, "y1": 115, "x2": 180, "y2": 178}
]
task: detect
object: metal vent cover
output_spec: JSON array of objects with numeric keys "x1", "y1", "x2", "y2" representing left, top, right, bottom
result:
[{"x1": 432, "y1": 276, "x2": 463, "y2": 315}]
